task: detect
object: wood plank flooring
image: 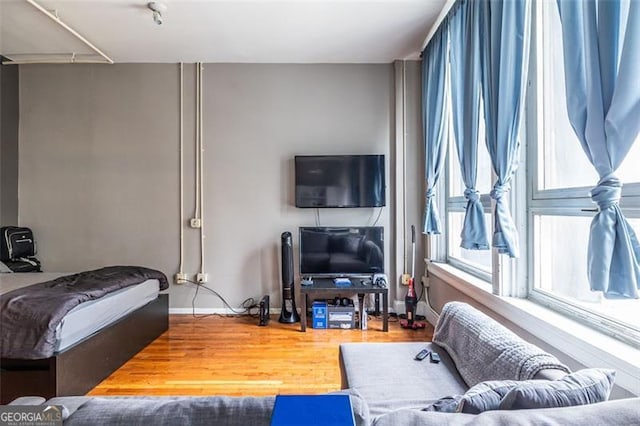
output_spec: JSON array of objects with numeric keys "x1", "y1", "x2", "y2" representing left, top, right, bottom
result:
[{"x1": 89, "y1": 314, "x2": 433, "y2": 397}]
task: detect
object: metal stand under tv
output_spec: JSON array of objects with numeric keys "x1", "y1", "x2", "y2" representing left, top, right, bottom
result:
[{"x1": 299, "y1": 278, "x2": 388, "y2": 332}]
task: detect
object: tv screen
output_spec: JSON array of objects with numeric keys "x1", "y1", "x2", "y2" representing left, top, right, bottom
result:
[
  {"x1": 299, "y1": 227, "x2": 384, "y2": 277},
  {"x1": 295, "y1": 155, "x2": 385, "y2": 208}
]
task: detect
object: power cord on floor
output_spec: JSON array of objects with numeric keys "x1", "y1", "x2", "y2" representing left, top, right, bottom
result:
[{"x1": 186, "y1": 280, "x2": 259, "y2": 319}]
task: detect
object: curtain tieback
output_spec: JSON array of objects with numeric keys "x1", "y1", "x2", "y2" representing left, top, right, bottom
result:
[
  {"x1": 426, "y1": 188, "x2": 435, "y2": 199},
  {"x1": 464, "y1": 188, "x2": 480, "y2": 202},
  {"x1": 590, "y1": 174, "x2": 622, "y2": 210},
  {"x1": 490, "y1": 182, "x2": 510, "y2": 201}
]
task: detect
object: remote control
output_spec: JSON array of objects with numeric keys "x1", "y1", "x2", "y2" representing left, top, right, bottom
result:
[
  {"x1": 414, "y1": 349, "x2": 431, "y2": 361},
  {"x1": 430, "y1": 352, "x2": 441, "y2": 363}
]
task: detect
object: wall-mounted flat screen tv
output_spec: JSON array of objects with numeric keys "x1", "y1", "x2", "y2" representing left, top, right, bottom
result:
[
  {"x1": 294, "y1": 155, "x2": 385, "y2": 208},
  {"x1": 299, "y1": 226, "x2": 384, "y2": 277}
]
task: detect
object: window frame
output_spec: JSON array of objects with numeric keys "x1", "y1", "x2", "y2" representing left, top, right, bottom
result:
[
  {"x1": 526, "y1": 0, "x2": 639, "y2": 347},
  {"x1": 443, "y1": 137, "x2": 494, "y2": 284},
  {"x1": 439, "y1": 0, "x2": 640, "y2": 348}
]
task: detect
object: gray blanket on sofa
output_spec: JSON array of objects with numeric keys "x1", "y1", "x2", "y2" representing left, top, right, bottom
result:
[
  {"x1": 433, "y1": 302, "x2": 570, "y2": 386},
  {"x1": 0, "y1": 265, "x2": 168, "y2": 359}
]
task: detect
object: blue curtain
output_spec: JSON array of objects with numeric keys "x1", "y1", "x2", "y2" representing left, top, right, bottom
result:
[
  {"x1": 557, "y1": 0, "x2": 640, "y2": 299},
  {"x1": 422, "y1": 24, "x2": 450, "y2": 234},
  {"x1": 479, "y1": 0, "x2": 532, "y2": 258},
  {"x1": 449, "y1": 0, "x2": 489, "y2": 250}
]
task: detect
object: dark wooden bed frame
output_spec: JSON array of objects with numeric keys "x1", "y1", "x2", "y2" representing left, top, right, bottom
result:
[{"x1": 0, "y1": 294, "x2": 168, "y2": 404}]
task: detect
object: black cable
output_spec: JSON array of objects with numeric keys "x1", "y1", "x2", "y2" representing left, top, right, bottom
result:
[
  {"x1": 372, "y1": 207, "x2": 383, "y2": 226},
  {"x1": 415, "y1": 280, "x2": 428, "y2": 321},
  {"x1": 187, "y1": 280, "x2": 259, "y2": 318},
  {"x1": 191, "y1": 280, "x2": 203, "y2": 318},
  {"x1": 242, "y1": 298, "x2": 261, "y2": 318},
  {"x1": 418, "y1": 278, "x2": 425, "y2": 303}
]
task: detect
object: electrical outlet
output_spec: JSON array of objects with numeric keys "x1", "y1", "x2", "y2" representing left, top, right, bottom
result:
[
  {"x1": 401, "y1": 274, "x2": 411, "y2": 285},
  {"x1": 174, "y1": 272, "x2": 188, "y2": 284},
  {"x1": 196, "y1": 273, "x2": 208, "y2": 283},
  {"x1": 422, "y1": 276, "x2": 430, "y2": 288},
  {"x1": 190, "y1": 218, "x2": 202, "y2": 228}
]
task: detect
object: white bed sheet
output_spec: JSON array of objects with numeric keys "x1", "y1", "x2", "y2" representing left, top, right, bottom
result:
[{"x1": 0, "y1": 272, "x2": 160, "y2": 353}]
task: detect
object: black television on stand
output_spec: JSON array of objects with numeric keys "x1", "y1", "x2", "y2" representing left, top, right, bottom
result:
[
  {"x1": 299, "y1": 227, "x2": 384, "y2": 278},
  {"x1": 294, "y1": 155, "x2": 385, "y2": 208}
]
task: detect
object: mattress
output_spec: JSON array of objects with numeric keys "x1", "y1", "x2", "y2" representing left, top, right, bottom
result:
[{"x1": 0, "y1": 272, "x2": 160, "y2": 353}]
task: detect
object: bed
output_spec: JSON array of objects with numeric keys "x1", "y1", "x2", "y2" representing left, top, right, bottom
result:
[{"x1": 0, "y1": 266, "x2": 169, "y2": 404}]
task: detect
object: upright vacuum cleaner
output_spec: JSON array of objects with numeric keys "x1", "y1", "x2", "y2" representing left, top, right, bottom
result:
[{"x1": 400, "y1": 225, "x2": 425, "y2": 330}]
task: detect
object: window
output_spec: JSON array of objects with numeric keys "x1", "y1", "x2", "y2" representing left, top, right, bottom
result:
[
  {"x1": 442, "y1": 0, "x2": 640, "y2": 346},
  {"x1": 445, "y1": 83, "x2": 493, "y2": 278},
  {"x1": 529, "y1": 0, "x2": 640, "y2": 345}
]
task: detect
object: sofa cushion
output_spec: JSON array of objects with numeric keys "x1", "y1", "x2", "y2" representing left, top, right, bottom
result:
[
  {"x1": 336, "y1": 389, "x2": 371, "y2": 426},
  {"x1": 339, "y1": 342, "x2": 468, "y2": 417},
  {"x1": 7, "y1": 396, "x2": 47, "y2": 406},
  {"x1": 422, "y1": 380, "x2": 518, "y2": 414},
  {"x1": 50, "y1": 390, "x2": 369, "y2": 426},
  {"x1": 421, "y1": 396, "x2": 462, "y2": 412},
  {"x1": 372, "y1": 397, "x2": 640, "y2": 426},
  {"x1": 61, "y1": 396, "x2": 276, "y2": 426},
  {"x1": 457, "y1": 379, "x2": 520, "y2": 414},
  {"x1": 498, "y1": 368, "x2": 615, "y2": 410},
  {"x1": 424, "y1": 368, "x2": 616, "y2": 415}
]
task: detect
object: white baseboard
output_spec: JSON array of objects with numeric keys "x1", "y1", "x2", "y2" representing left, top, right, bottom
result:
[
  {"x1": 392, "y1": 300, "x2": 404, "y2": 317},
  {"x1": 170, "y1": 308, "x2": 283, "y2": 315}
]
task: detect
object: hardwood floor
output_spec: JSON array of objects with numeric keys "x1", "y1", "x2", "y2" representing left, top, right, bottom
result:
[{"x1": 89, "y1": 314, "x2": 433, "y2": 397}]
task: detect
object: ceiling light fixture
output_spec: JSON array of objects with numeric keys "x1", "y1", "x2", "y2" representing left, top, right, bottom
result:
[{"x1": 147, "y1": 2, "x2": 167, "y2": 26}]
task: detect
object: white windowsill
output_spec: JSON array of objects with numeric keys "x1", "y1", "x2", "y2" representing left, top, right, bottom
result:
[{"x1": 427, "y1": 261, "x2": 640, "y2": 396}]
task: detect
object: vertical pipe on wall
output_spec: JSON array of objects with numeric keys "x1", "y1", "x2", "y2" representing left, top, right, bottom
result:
[
  {"x1": 402, "y1": 60, "x2": 408, "y2": 274},
  {"x1": 194, "y1": 64, "x2": 201, "y2": 220},
  {"x1": 394, "y1": 60, "x2": 406, "y2": 292},
  {"x1": 199, "y1": 63, "x2": 206, "y2": 275},
  {"x1": 179, "y1": 62, "x2": 185, "y2": 274}
]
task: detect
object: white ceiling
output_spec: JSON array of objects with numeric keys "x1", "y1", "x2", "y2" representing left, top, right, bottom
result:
[{"x1": 0, "y1": 0, "x2": 447, "y2": 64}]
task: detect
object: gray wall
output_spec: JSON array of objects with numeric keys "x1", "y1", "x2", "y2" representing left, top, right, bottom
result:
[
  {"x1": 405, "y1": 61, "x2": 424, "y2": 283},
  {"x1": 390, "y1": 60, "x2": 423, "y2": 299},
  {"x1": 18, "y1": 63, "x2": 395, "y2": 309},
  {"x1": 391, "y1": 61, "x2": 425, "y2": 313},
  {"x1": 1, "y1": 63, "x2": 19, "y2": 225}
]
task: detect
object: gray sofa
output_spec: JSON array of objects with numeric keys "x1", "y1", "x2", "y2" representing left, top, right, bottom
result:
[
  {"x1": 10, "y1": 302, "x2": 640, "y2": 425},
  {"x1": 10, "y1": 391, "x2": 371, "y2": 426},
  {"x1": 338, "y1": 302, "x2": 640, "y2": 425},
  {"x1": 339, "y1": 341, "x2": 639, "y2": 425}
]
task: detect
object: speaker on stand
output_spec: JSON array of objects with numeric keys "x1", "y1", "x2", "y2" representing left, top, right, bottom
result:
[{"x1": 279, "y1": 231, "x2": 300, "y2": 323}]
